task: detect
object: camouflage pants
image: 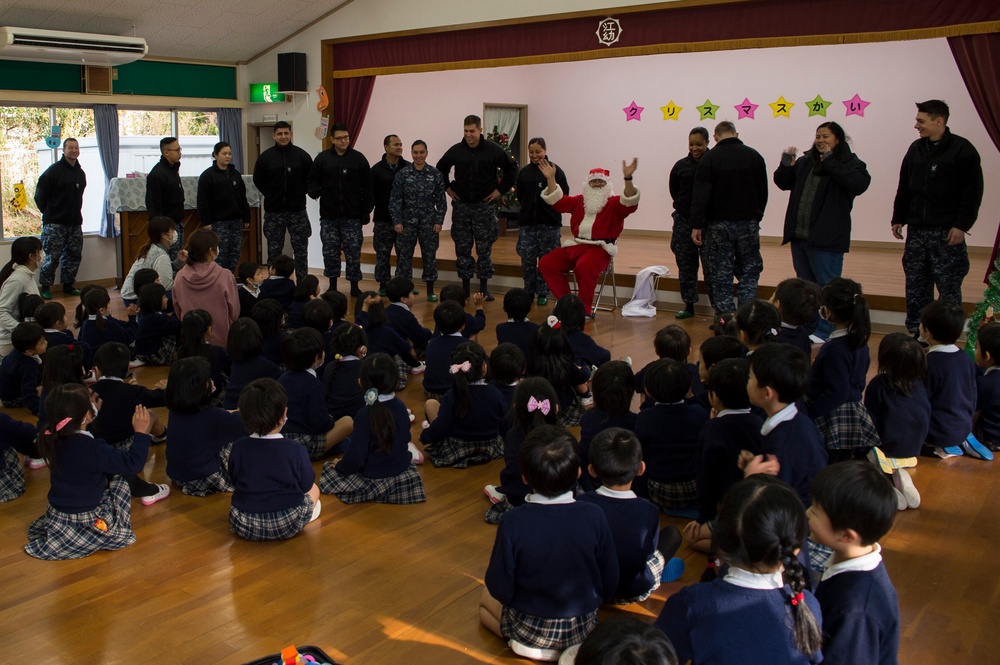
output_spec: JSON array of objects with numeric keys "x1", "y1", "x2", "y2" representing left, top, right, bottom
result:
[
  {"x1": 395, "y1": 218, "x2": 440, "y2": 283},
  {"x1": 902, "y1": 226, "x2": 969, "y2": 334},
  {"x1": 702, "y1": 220, "x2": 762, "y2": 315},
  {"x1": 517, "y1": 224, "x2": 562, "y2": 296},
  {"x1": 372, "y1": 221, "x2": 397, "y2": 284},
  {"x1": 451, "y1": 201, "x2": 498, "y2": 280},
  {"x1": 263, "y1": 210, "x2": 311, "y2": 281},
  {"x1": 320, "y1": 217, "x2": 363, "y2": 281},
  {"x1": 212, "y1": 219, "x2": 243, "y2": 273},
  {"x1": 39, "y1": 223, "x2": 83, "y2": 287},
  {"x1": 166, "y1": 220, "x2": 184, "y2": 262},
  {"x1": 670, "y1": 214, "x2": 705, "y2": 307}
]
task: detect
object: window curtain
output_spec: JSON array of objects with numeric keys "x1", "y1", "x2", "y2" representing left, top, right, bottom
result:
[
  {"x1": 332, "y1": 76, "x2": 376, "y2": 144},
  {"x1": 484, "y1": 107, "x2": 519, "y2": 142},
  {"x1": 94, "y1": 104, "x2": 120, "y2": 238},
  {"x1": 948, "y1": 34, "x2": 1000, "y2": 282},
  {"x1": 217, "y1": 107, "x2": 244, "y2": 172}
]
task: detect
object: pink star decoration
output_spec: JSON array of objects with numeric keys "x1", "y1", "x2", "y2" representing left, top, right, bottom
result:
[
  {"x1": 843, "y1": 94, "x2": 870, "y2": 117},
  {"x1": 623, "y1": 101, "x2": 644, "y2": 121},
  {"x1": 735, "y1": 98, "x2": 758, "y2": 120}
]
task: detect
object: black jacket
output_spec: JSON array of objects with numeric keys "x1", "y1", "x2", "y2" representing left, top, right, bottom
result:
[
  {"x1": 436, "y1": 138, "x2": 517, "y2": 203},
  {"x1": 252, "y1": 143, "x2": 313, "y2": 213},
  {"x1": 668, "y1": 154, "x2": 698, "y2": 220},
  {"x1": 516, "y1": 161, "x2": 570, "y2": 226},
  {"x1": 371, "y1": 153, "x2": 409, "y2": 223},
  {"x1": 689, "y1": 137, "x2": 768, "y2": 229},
  {"x1": 197, "y1": 163, "x2": 250, "y2": 225},
  {"x1": 307, "y1": 147, "x2": 373, "y2": 221},
  {"x1": 891, "y1": 128, "x2": 983, "y2": 232},
  {"x1": 774, "y1": 150, "x2": 871, "y2": 253},
  {"x1": 34, "y1": 157, "x2": 86, "y2": 226},
  {"x1": 146, "y1": 157, "x2": 185, "y2": 223}
]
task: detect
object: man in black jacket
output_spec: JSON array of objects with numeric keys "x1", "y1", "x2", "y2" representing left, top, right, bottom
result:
[
  {"x1": 690, "y1": 121, "x2": 768, "y2": 318},
  {"x1": 308, "y1": 123, "x2": 373, "y2": 296},
  {"x1": 252, "y1": 121, "x2": 314, "y2": 281},
  {"x1": 891, "y1": 99, "x2": 983, "y2": 335},
  {"x1": 371, "y1": 134, "x2": 409, "y2": 294},
  {"x1": 145, "y1": 136, "x2": 185, "y2": 261},
  {"x1": 34, "y1": 137, "x2": 86, "y2": 299},
  {"x1": 436, "y1": 114, "x2": 518, "y2": 301}
]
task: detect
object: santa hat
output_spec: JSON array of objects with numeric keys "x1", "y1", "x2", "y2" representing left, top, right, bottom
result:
[{"x1": 587, "y1": 168, "x2": 610, "y2": 185}]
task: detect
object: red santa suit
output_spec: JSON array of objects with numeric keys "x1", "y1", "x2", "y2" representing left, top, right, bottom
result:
[{"x1": 538, "y1": 173, "x2": 639, "y2": 315}]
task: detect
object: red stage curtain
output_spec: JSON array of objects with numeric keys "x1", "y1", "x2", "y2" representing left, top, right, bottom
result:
[{"x1": 332, "y1": 76, "x2": 376, "y2": 145}]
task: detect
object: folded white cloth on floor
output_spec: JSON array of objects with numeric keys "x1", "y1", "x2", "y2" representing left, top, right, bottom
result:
[{"x1": 622, "y1": 265, "x2": 669, "y2": 317}]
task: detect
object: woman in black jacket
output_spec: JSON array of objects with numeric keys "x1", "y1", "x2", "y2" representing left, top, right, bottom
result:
[{"x1": 197, "y1": 141, "x2": 250, "y2": 273}]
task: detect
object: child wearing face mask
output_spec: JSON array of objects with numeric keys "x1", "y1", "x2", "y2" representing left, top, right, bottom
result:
[
  {"x1": 121, "y1": 216, "x2": 184, "y2": 306},
  {"x1": 0, "y1": 236, "x2": 44, "y2": 357}
]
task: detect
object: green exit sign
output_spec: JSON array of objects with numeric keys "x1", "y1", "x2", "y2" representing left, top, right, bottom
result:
[{"x1": 249, "y1": 83, "x2": 286, "y2": 103}]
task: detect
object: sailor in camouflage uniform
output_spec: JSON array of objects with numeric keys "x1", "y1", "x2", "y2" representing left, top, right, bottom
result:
[{"x1": 371, "y1": 134, "x2": 409, "y2": 294}]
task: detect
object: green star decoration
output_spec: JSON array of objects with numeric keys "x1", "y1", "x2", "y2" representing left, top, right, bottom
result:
[
  {"x1": 807, "y1": 94, "x2": 832, "y2": 117},
  {"x1": 697, "y1": 99, "x2": 719, "y2": 120}
]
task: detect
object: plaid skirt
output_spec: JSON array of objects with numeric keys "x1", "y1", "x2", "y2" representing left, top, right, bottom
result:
[
  {"x1": 0, "y1": 447, "x2": 25, "y2": 502},
  {"x1": 179, "y1": 443, "x2": 234, "y2": 497},
  {"x1": 423, "y1": 389, "x2": 444, "y2": 401},
  {"x1": 815, "y1": 401, "x2": 882, "y2": 451},
  {"x1": 485, "y1": 495, "x2": 515, "y2": 524},
  {"x1": 24, "y1": 477, "x2": 135, "y2": 560},
  {"x1": 647, "y1": 478, "x2": 698, "y2": 510},
  {"x1": 135, "y1": 335, "x2": 178, "y2": 366},
  {"x1": 284, "y1": 431, "x2": 329, "y2": 461},
  {"x1": 111, "y1": 435, "x2": 135, "y2": 451},
  {"x1": 612, "y1": 550, "x2": 665, "y2": 605},
  {"x1": 319, "y1": 464, "x2": 426, "y2": 504},
  {"x1": 500, "y1": 606, "x2": 597, "y2": 652},
  {"x1": 1, "y1": 397, "x2": 24, "y2": 409},
  {"x1": 557, "y1": 398, "x2": 585, "y2": 428},
  {"x1": 426, "y1": 434, "x2": 503, "y2": 468},
  {"x1": 208, "y1": 382, "x2": 228, "y2": 408},
  {"x1": 395, "y1": 355, "x2": 410, "y2": 390},
  {"x1": 229, "y1": 494, "x2": 314, "y2": 541}
]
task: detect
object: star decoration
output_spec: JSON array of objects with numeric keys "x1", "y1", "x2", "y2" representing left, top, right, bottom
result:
[
  {"x1": 697, "y1": 99, "x2": 719, "y2": 120},
  {"x1": 660, "y1": 101, "x2": 682, "y2": 121},
  {"x1": 769, "y1": 96, "x2": 794, "y2": 118},
  {"x1": 735, "y1": 98, "x2": 758, "y2": 120},
  {"x1": 623, "y1": 101, "x2": 644, "y2": 121},
  {"x1": 807, "y1": 94, "x2": 832, "y2": 117},
  {"x1": 843, "y1": 93, "x2": 870, "y2": 117}
]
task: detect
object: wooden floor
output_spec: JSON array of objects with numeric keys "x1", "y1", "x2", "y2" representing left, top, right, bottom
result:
[{"x1": 1, "y1": 277, "x2": 998, "y2": 664}]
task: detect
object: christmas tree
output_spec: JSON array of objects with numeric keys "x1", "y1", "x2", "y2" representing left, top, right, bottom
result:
[
  {"x1": 487, "y1": 125, "x2": 519, "y2": 212},
  {"x1": 965, "y1": 258, "x2": 1000, "y2": 355}
]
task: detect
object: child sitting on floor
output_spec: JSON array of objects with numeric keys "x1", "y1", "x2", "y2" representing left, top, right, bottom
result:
[
  {"x1": 773, "y1": 277, "x2": 821, "y2": 356},
  {"x1": 252, "y1": 298, "x2": 287, "y2": 368},
  {"x1": 488, "y1": 342, "x2": 525, "y2": 416},
  {"x1": 554, "y1": 294, "x2": 611, "y2": 369},
  {"x1": 356, "y1": 292, "x2": 424, "y2": 389},
  {"x1": 0, "y1": 322, "x2": 46, "y2": 414},
  {"x1": 495, "y1": 288, "x2": 538, "y2": 358},
  {"x1": 636, "y1": 324, "x2": 704, "y2": 409},
  {"x1": 176, "y1": 309, "x2": 231, "y2": 406},
  {"x1": 974, "y1": 321, "x2": 1000, "y2": 453},
  {"x1": 385, "y1": 276, "x2": 433, "y2": 353},
  {"x1": 79, "y1": 286, "x2": 138, "y2": 353},
  {"x1": 134, "y1": 283, "x2": 181, "y2": 365},
  {"x1": 735, "y1": 299, "x2": 781, "y2": 355},
  {"x1": 286, "y1": 274, "x2": 320, "y2": 330},
  {"x1": 36, "y1": 301, "x2": 93, "y2": 370},
  {"x1": 258, "y1": 254, "x2": 296, "y2": 310},
  {"x1": 580, "y1": 360, "x2": 637, "y2": 490},
  {"x1": 323, "y1": 324, "x2": 367, "y2": 421},
  {"x1": 222, "y1": 318, "x2": 282, "y2": 410},
  {"x1": 0, "y1": 410, "x2": 40, "y2": 502},
  {"x1": 527, "y1": 316, "x2": 591, "y2": 427},
  {"x1": 422, "y1": 301, "x2": 467, "y2": 400},
  {"x1": 438, "y1": 284, "x2": 486, "y2": 340},
  {"x1": 236, "y1": 261, "x2": 266, "y2": 319}
]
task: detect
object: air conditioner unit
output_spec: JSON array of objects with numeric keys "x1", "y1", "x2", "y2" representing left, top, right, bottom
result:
[{"x1": 0, "y1": 26, "x2": 147, "y2": 66}]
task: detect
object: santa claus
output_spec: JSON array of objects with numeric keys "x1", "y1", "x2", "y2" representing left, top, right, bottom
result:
[{"x1": 537, "y1": 158, "x2": 639, "y2": 316}]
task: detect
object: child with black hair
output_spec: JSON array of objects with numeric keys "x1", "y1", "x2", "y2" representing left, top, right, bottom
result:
[
  {"x1": 421, "y1": 341, "x2": 505, "y2": 468},
  {"x1": 320, "y1": 289, "x2": 350, "y2": 331},
  {"x1": 134, "y1": 283, "x2": 181, "y2": 365},
  {"x1": 864, "y1": 333, "x2": 930, "y2": 510},
  {"x1": 89, "y1": 342, "x2": 170, "y2": 505},
  {"x1": 302, "y1": 298, "x2": 339, "y2": 378},
  {"x1": 237, "y1": 261, "x2": 267, "y2": 319},
  {"x1": 228, "y1": 378, "x2": 321, "y2": 541},
  {"x1": 18, "y1": 292, "x2": 42, "y2": 323},
  {"x1": 693, "y1": 335, "x2": 748, "y2": 411},
  {"x1": 553, "y1": 294, "x2": 611, "y2": 369},
  {"x1": 488, "y1": 342, "x2": 525, "y2": 414},
  {"x1": 222, "y1": 318, "x2": 281, "y2": 410},
  {"x1": 0, "y1": 322, "x2": 46, "y2": 414},
  {"x1": 713, "y1": 311, "x2": 739, "y2": 337},
  {"x1": 634, "y1": 358, "x2": 708, "y2": 512},
  {"x1": 25, "y1": 384, "x2": 154, "y2": 560},
  {"x1": 528, "y1": 316, "x2": 592, "y2": 427},
  {"x1": 809, "y1": 461, "x2": 900, "y2": 665},
  {"x1": 484, "y1": 377, "x2": 561, "y2": 523},
  {"x1": 655, "y1": 475, "x2": 823, "y2": 665},
  {"x1": 165, "y1": 357, "x2": 246, "y2": 496},
  {"x1": 279, "y1": 327, "x2": 354, "y2": 460},
  {"x1": 36, "y1": 344, "x2": 88, "y2": 449},
  {"x1": 805, "y1": 278, "x2": 880, "y2": 462},
  {"x1": 636, "y1": 324, "x2": 704, "y2": 409},
  {"x1": 385, "y1": 276, "x2": 433, "y2": 352},
  {"x1": 251, "y1": 298, "x2": 287, "y2": 367},
  {"x1": 258, "y1": 254, "x2": 296, "y2": 310},
  {"x1": 480, "y1": 425, "x2": 619, "y2": 661},
  {"x1": 495, "y1": 287, "x2": 539, "y2": 357},
  {"x1": 124, "y1": 267, "x2": 162, "y2": 308},
  {"x1": 0, "y1": 410, "x2": 37, "y2": 502},
  {"x1": 356, "y1": 292, "x2": 424, "y2": 388},
  {"x1": 579, "y1": 427, "x2": 686, "y2": 603},
  {"x1": 773, "y1": 278, "x2": 821, "y2": 355},
  {"x1": 319, "y1": 353, "x2": 427, "y2": 503},
  {"x1": 423, "y1": 300, "x2": 467, "y2": 399},
  {"x1": 567, "y1": 616, "x2": 678, "y2": 665},
  {"x1": 323, "y1": 324, "x2": 368, "y2": 420},
  {"x1": 919, "y1": 300, "x2": 986, "y2": 459},
  {"x1": 73, "y1": 284, "x2": 105, "y2": 331},
  {"x1": 580, "y1": 360, "x2": 637, "y2": 490},
  {"x1": 286, "y1": 274, "x2": 320, "y2": 330},
  {"x1": 974, "y1": 321, "x2": 1000, "y2": 453},
  {"x1": 438, "y1": 283, "x2": 486, "y2": 340},
  {"x1": 177, "y1": 309, "x2": 231, "y2": 405},
  {"x1": 735, "y1": 299, "x2": 781, "y2": 354},
  {"x1": 36, "y1": 301, "x2": 94, "y2": 371},
  {"x1": 79, "y1": 286, "x2": 138, "y2": 354},
  {"x1": 748, "y1": 343, "x2": 827, "y2": 508},
  {"x1": 685, "y1": 358, "x2": 764, "y2": 552}
]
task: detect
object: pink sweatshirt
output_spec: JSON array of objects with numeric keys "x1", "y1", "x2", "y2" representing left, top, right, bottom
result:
[{"x1": 172, "y1": 261, "x2": 239, "y2": 347}]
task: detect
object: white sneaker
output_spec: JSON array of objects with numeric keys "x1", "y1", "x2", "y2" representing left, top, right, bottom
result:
[
  {"x1": 510, "y1": 639, "x2": 562, "y2": 662},
  {"x1": 894, "y1": 468, "x2": 920, "y2": 509},
  {"x1": 421, "y1": 420, "x2": 430, "y2": 430},
  {"x1": 25, "y1": 457, "x2": 47, "y2": 470},
  {"x1": 310, "y1": 498, "x2": 322, "y2": 522},
  {"x1": 407, "y1": 409, "x2": 416, "y2": 423},
  {"x1": 141, "y1": 483, "x2": 170, "y2": 506},
  {"x1": 128, "y1": 359, "x2": 146, "y2": 368},
  {"x1": 558, "y1": 645, "x2": 581, "y2": 665},
  {"x1": 409, "y1": 362, "x2": 426, "y2": 375},
  {"x1": 484, "y1": 485, "x2": 504, "y2": 504},
  {"x1": 407, "y1": 442, "x2": 424, "y2": 465}
]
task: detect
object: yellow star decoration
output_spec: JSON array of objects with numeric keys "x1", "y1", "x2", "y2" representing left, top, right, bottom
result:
[
  {"x1": 769, "y1": 96, "x2": 794, "y2": 118},
  {"x1": 660, "y1": 101, "x2": 682, "y2": 121}
]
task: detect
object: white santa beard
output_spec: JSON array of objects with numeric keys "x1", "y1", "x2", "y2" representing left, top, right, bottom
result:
[{"x1": 578, "y1": 185, "x2": 613, "y2": 239}]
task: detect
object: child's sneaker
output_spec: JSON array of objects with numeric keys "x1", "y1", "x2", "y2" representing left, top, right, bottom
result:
[
  {"x1": 409, "y1": 361, "x2": 426, "y2": 376},
  {"x1": 141, "y1": 484, "x2": 171, "y2": 506},
  {"x1": 894, "y1": 468, "x2": 920, "y2": 509},
  {"x1": 420, "y1": 420, "x2": 430, "y2": 430},
  {"x1": 959, "y1": 433, "x2": 994, "y2": 461},
  {"x1": 934, "y1": 445, "x2": 964, "y2": 459},
  {"x1": 151, "y1": 429, "x2": 167, "y2": 444},
  {"x1": 510, "y1": 639, "x2": 561, "y2": 662},
  {"x1": 407, "y1": 442, "x2": 424, "y2": 465},
  {"x1": 484, "y1": 485, "x2": 504, "y2": 504},
  {"x1": 25, "y1": 457, "x2": 47, "y2": 470},
  {"x1": 128, "y1": 358, "x2": 146, "y2": 368},
  {"x1": 407, "y1": 409, "x2": 416, "y2": 423}
]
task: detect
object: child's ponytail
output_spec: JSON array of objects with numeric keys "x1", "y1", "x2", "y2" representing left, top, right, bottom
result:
[
  {"x1": 450, "y1": 342, "x2": 488, "y2": 419},
  {"x1": 780, "y1": 541, "x2": 823, "y2": 656},
  {"x1": 359, "y1": 353, "x2": 399, "y2": 454},
  {"x1": 821, "y1": 278, "x2": 871, "y2": 350},
  {"x1": 178, "y1": 310, "x2": 212, "y2": 361},
  {"x1": 83, "y1": 286, "x2": 111, "y2": 334},
  {"x1": 37, "y1": 383, "x2": 93, "y2": 470},
  {"x1": 511, "y1": 376, "x2": 560, "y2": 433},
  {"x1": 735, "y1": 299, "x2": 781, "y2": 347}
]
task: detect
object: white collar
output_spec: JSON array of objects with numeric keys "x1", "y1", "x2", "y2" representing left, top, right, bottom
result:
[
  {"x1": 241, "y1": 283, "x2": 260, "y2": 296},
  {"x1": 985, "y1": 366, "x2": 1000, "y2": 375},
  {"x1": 339, "y1": 355, "x2": 359, "y2": 362},
  {"x1": 306, "y1": 368, "x2": 317, "y2": 377},
  {"x1": 821, "y1": 543, "x2": 882, "y2": 582},
  {"x1": 654, "y1": 400, "x2": 686, "y2": 406},
  {"x1": 447, "y1": 332, "x2": 463, "y2": 337},
  {"x1": 927, "y1": 344, "x2": 960, "y2": 354},
  {"x1": 470, "y1": 379, "x2": 486, "y2": 386},
  {"x1": 827, "y1": 328, "x2": 848, "y2": 340},
  {"x1": 267, "y1": 275, "x2": 286, "y2": 280},
  {"x1": 87, "y1": 315, "x2": 97, "y2": 320},
  {"x1": 724, "y1": 566, "x2": 785, "y2": 590},
  {"x1": 250, "y1": 433, "x2": 284, "y2": 439},
  {"x1": 75, "y1": 430, "x2": 95, "y2": 438},
  {"x1": 28, "y1": 354, "x2": 42, "y2": 365},
  {"x1": 99, "y1": 376, "x2": 124, "y2": 382},
  {"x1": 761, "y1": 402, "x2": 798, "y2": 436},
  {"x1": 377, "y1": 392, "x2": 396, "y2": 402},
  {"x1": 780, "y1": 322, "x2": 798, "y2": 330},
  {"x1": 596, "y1": 486, "x2": 637, "y2": 499},
  {"x1": 506, "y1": 318, "x2": 529, "y2": 323},
  {"x1": 43, "y1": 328, "x2": 62, "y2": 333},
  {"x1": 718, "y1": 408, "x2": 751, "y2": 417},
  {"x1": 390, "y1": 301, "x2": 410, "y2": 311},
  {"x1": 14, "y1": 264, "x2": 35, "y2": 276},
  {"x1": 526, "y1": 491, "x2": 575, "y2": 505}
]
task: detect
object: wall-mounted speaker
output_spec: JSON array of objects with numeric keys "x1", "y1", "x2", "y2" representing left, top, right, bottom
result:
[{"x1": 277, "y1": 52, "x2": 307, "y2": 93}]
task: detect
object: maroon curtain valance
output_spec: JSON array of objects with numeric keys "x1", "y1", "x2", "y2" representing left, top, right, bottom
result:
[{"x1": 332, "y1": 76, "x2": 376, "y2": 146}]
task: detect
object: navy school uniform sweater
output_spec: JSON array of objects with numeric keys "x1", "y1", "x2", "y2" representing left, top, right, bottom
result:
[
  {"x1": 762, "y1": 404, "x2": 828, "y2": 507},
  {"x1": 285, "y1": 299, "x2": 308, "y2": 329},
  {"x1": 489, "y1": 379, "x2": 517, "y2": 438},
  {"x1": 696, "y1": 410, "x2": 764, "y2": 523},
  {"x1": 261, "y1": 331, "x2": 286, "y2": 367},
  {"x1": 80, "y1": 314, "x2": 137, "y2": 351},
  {"x1": 89, "y1": 378, "x2": 165, "y2": 444},
  {"x1": 975, "y1": 368, "x2": 1000, "y2": 445},
  {"x1": 228, "y1": 434, "x2": 315, "y2": 513},
  {"x1": 334, "y1": 397, "x2": 412, "y2": 479},
  {"x1": 485, "y1": 499, "x2": 619, "y2": 617},
  {"x1": 807, "y1": 333, "x2": 869, "y2": 420},
  {"x1": 432, "y1": 309, "x2": 486, "y2": 339},
  {"x1": 420, "y1": 383, "x2": 507, "y2": 443},
  {"x1": 238, "y1": 285, "x2": 259, "y2": 319},
  {"x1": 863, "y1": 375, "x2": 931, "y2": 458},
  {"x1": 924, "y1": 346, "x2": 977, "y2": 447},
  {"x1": 134, "y1": 311, "x2": 181, "y2": 356},
  {"x1": 46, "y1": 431, "x2": 151, "y2": 513},
  {"x1": 386, "y1": 303, "x2": 433, "y2": 350},
  {"x1": 579, "y1": 408, "x2": 638, "y2": 491},
  {"x1": 778, "y1": 323, "x2": 813, "y2": 357},
  {"x1": 497, "y1": 425, "x2": 530, "y2": 506},
  {"x1": 423, "y1": 333, "x2": 468, "y2": 394},
  {"x1": 0, "y1": 352, "x2": 42, "y2": 414},
  {"x1": 259, "y1": 277, "x2": 295, "y2": 310},
  {"x1": 43, "y1": 329, "x2": 93, "y2": 370},
  {"x1": 222, "y1": 355, "x2": 282, "y2": 410},
  {"x1": 280, "y1": 369, "x2": 334, "y2": 435},
  {"x1": 323, "y1": 357, "x2": 364, "y2": 420},
  {"x1": 815, "y1": 560, "x2": 900, "y2": 665},
  {"x1": 577, "y1": 489, "x2": 661, "y2": 601},
  {"x1": 552, "y1": 362, "x2": 591, "y2": 413},
  {"x1": 635, "y1": 361, "x2": 706, "y2": 410},
  {"x1": 634, "y1": 402, "x2": 709, "y2": 483},
  {"x1": 495, "y1": 319, "x2": 538, "y2": 357},
  {"x1": 364, "y1": 323, "x2": 420, "y2": 368},
  {"x1": 182, "y1": 345, "x2": 231, "y2": 393},
  {"x1": 566, "y1": 328, "x2": 611, "y2": 369},
  {"x1": 316, "y1": 322, "x2": 351, "y2": 379},
  {"x1": 0, "y1": 410, "x2": 38, "y2": 456},
  {"x1": 165, "y1": 407, "x2": 247, "y2": 482}
]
